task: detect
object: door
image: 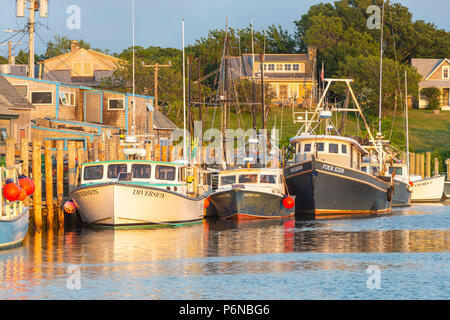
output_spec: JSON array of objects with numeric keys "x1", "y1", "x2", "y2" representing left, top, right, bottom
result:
[
  {"x1": 443, "y1": 88, "x2": 449, "y2": 106},
  {"x1": 84, "y1": 91, "x2": 102, "y2": 123}
]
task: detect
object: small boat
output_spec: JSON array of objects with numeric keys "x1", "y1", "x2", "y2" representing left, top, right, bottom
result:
[
  {"x1": 208, "y1": 168, "x2": 295, "y2": 220},
  {"x1": 361, "y1": 162, "x2": 411, "y2": 207},
  {"x1": 71, "y1": 160, "x2": 212, "y2": 228},
  {"x1": 0, "y1": 208, "x2": 29, "y2": 249},
  {"x1": 410, "y1": 174, "x2": 445, "y2": 203}
]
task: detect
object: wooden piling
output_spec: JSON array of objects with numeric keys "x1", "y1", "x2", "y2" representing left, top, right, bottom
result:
[
  {"x1": 145, "y1": 143, "x2": 152, "y2": 161},
  {"x1": 409, "y1": 153, "x2": 415, "y2": 175},
  {"x1": 5, "y1": 138, "x2": 15, "y2": 168},
  {"x1": 20, "y1": 138, "x2": 29, "y2": 176},
  {"x1": 154, "y1": 145, "x2": 161, "y2": 162},
  {"x1": 425, "y1": 152, "x2": 431, "y2": 178},
  {"x1": 56, "y1": 140, "x2": 64, "y2": 227},
  {"x1": 415, "y1": 153, "x2": 420, "y2": 177},
  {"x1": 98, "y1": 142, "x2": 106, "y2": 161},
  {"x1": 446, "y1": 159, "x2": 450, "y2": 181},
  {"x1": 32, "y1": 140, "x2": 42, "y2": 229},
  {"x1": 420, "y1": 153, "x2": 425, "y2": 178},
  {"x1": 434, "y1": 158, "x2": 439, "y2": 177},
  {"x1": 169, "y1": 146, "x2": 175, "y2": 162},
  {"x1": 87, "y1": 142, "x2": 95, "y2": 162},
  {"x1": 68, "y1": 141, "x2": 76, "y2": 194},
  {"x1": 76, "y1": 142, "x2": 84, "y2": 184},
  {"x1": 44, "y1": 140, "x2": 54, "y2": 228},
  {"x1": 161, "y1": 145, "x2": 167, "y2": 162}
]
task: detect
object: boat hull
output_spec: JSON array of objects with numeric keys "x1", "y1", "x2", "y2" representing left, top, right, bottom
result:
[
  {"x1": 392, "y1": 180, "x2": 411, "y2": 206},
  {"x1": 71, "y1": 183, "x2": 205, "y2": 228},
  {"x1": 284, "y1": 159, "x2": 392, "y2": 218},
  {"x1": 411, "y1": 175, "x2": 445, "y2": 203},
  {"x1": 209, "y1": 189, "x2": 294, "y2": 220},
  {"x1": 445, "y1": 181, "x2": 450, "y2": 199},
  {"x1": 0, "y1": 208, "x2": 29, "y2": 250}
]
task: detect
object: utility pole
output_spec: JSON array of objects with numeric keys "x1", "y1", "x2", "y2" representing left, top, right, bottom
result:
[
  {"x1": 28, "y1": 0, "x2": 36, "y2": 78},
  {"x1": 0, "y1": 41, "x2": 22, "y2": 64},
  {"x1": 142, "y1": 61, "x2": 172, "y2": 110}
]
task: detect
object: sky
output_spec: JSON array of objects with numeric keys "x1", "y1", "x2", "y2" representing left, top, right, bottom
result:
[{"x1": 0, "y1": 0, "x2": 449, "y2": 58}]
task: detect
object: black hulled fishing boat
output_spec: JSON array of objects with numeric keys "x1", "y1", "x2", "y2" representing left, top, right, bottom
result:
[{"x1": 284, "y1": 79, "x2": 393, "y2": 218}]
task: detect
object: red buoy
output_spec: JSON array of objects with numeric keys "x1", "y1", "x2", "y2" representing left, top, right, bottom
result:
[
  {"x1": 204, "y1": 198, "x2": 210, "y2": 209},
  {"x1": 3, "y1": 179, "x2": 21, "y2": 201},
  {"x1": 17, "y1": 188, "x2": 27, "y2": 201},
  {"x1": 409, "y1": 181, "x2": 414, "y2": 187},
  {"x1": 63, "y1": 201, "x2": 76, "y2": 214},
  {"x1": 282, "y1": 196, "x2": 295, "y2": 209},
  {"x1": 18, "y1": 174, "x2": 35, "y2": 196}
]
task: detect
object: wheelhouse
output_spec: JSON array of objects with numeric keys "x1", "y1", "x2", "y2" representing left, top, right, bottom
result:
[
  {"x1": 217, "y1": 168, "x2": 285, "y2": 194},
  {"x1": 290, "y1": 135, "x2": 367, "y2": 169}
]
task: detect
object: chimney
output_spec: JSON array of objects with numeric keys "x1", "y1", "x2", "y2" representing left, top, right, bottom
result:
[
  {"x1": 70, "y1": 40, "x2": 79, "y2": 52},
  {"x1": 307, "y1": 46, "x2": 317, "y2": 62}
]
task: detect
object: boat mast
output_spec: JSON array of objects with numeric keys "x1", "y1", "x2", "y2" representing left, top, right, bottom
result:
[
  {"x1": 131, "y1": 0, "x2": 136, "y2": 136},
  {"x1": 378, "y1": 0, "x2": 385, "y2": 136},
  {"x1": 405, "y1": 69, "x2": 410, "y2": 173},
  {"x1": 182, "y1": 19, "x2": 187, "y2": 164}
]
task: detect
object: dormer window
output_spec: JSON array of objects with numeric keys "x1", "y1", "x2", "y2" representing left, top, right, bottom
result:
[{"x1": 443, "y1": 66, "x2": 449, "y2": 79}]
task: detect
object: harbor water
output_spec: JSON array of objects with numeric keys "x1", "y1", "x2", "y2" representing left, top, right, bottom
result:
[{"x1": 0, "y1": 202, "x2": 449, "y2": 300}]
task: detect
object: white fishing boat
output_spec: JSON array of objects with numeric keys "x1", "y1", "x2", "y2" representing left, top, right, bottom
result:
[
  {"x1": 71, "y1": 160, "x2": 212, "y2": 228},
  {"x1": 410, "y1": 174, "x2": 445, "y2": 203}
]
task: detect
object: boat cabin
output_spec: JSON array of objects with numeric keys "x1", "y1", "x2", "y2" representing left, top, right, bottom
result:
[
  {"x1": 290, "y1": 135, "x2": 366, "y2": 169},
  {"x1": 80, "y1": 160, "x2": 212, "y2": 194},
  {"x1": 361, "y1": 162, "x2": 409, "y2": 182},
  {"x1": 217, "y1": 168, "x2": 285, "y2": 195}
]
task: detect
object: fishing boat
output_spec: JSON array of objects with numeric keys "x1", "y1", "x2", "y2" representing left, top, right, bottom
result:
[
  {"x1": 71, "y1": 160, "x2": 212, "y2": 228},
  {"x1": 361, "y1": 162, "x2": 411, "y2": 206},
  {"x1": 208, "y1": 168, "x2": 295, "y2": 220},
  {"x1": 410, "y1": 174, "x2": 445, "y2": 203},
  {"x1": 284, "y1": 79, "x2": 393, "y2": 218}
]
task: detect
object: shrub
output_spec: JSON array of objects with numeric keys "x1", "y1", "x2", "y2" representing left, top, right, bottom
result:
[{"x1": 420, "y1": 87, "x2": 441, "y2": 110}]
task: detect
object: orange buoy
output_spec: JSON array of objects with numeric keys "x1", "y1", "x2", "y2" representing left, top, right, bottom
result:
[
  {"x1": 282, "y1": 196, "x2": 295, "y2": 209},
  {"x1": 3, "y1": 179, "x2": 21, "y2": 201},
  {"x1": 63, "y1": 201, "x2": 76, "y2": 214},
  {"x1": 18, "y1": 174, "x2": 35, "y2": 196},
  {"x1": 204, "y1": 197, "x2": 210, "y2": 209}
]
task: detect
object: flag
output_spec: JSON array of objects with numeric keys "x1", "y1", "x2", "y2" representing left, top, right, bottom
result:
[{"x1": 320, "y1": 62, "x2": 324, "y2": 82}]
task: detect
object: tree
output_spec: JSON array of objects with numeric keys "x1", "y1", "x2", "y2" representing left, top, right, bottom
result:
[
  {"x1": 43, "y1": 35, "x2": 91, "y2": 59},
  {"x1": 420, "y1": 87, "x2": 441, "y2": 110}
]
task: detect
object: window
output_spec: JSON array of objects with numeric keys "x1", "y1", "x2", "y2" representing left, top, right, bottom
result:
[
  {"x1": 31, "y1": 92, "x2": 52, "y2": 104},
  {"x1": 155, "y1": 165, "x2": 175, "y2": 181},
  {"x1": 107, "y1": 164, "x2": 128, "y2": 179},
  {"x1": 260, "y1": 175, "x2": 276, "y2": 184},
  {"x1": 13, "y1": 85, "x2": 27, "y2": 98},
  {"x1": 341, "y1": 144, "x2": 347, "y2": 154},
  {"x1": 268, "y1": 64, "x2": 275, "y2": 71},
  {"x1": 276, "y1": 64, "x2": 283, "y2": 71},
  {"x1": 263, "y1": 64, "x2": 267, "y2": 71},
  {"x1": 329, "y1": 143, "x2": 339, "y2": 154},
  {"x1": 371, "y1": 166, "x2": 379, "y2": 175},
  {"x1": 361, "y1": 166, "x2": 368, "y2": 173},
  {"x1": 284, "y1": 64, "x2": 291, "y2": 71},
  {"x1": 221, "y1": 175, "x2": 236, "y2": 185},
  {"x1": 239, "y1": 174, "x2": 258, "y2": 183},
  {"x1": 389, "y1": 167, "x2": 403, "y2": 176},
  {"x1": 0, "y1": 128, "x2": 8, "y2": 144},
  {"x1": 443, "y1": 66, "x2": 449, "y2": 79},
  {"x1": 84, "y1": 165, "x2": 103, "y2": 180},
  {"x1": 73, "y1": 61, "x2": 93, "y2": 76},
  {"x1": 279, "y1": 85, "x2": 288, "y2": 99},
  {"x1": 59, "y1": 91, "x2": 75, "y2": 106},
  {"x1": 316, "y1": 143, "x2": 324, "y2": 152},
  {"x1": 304, "y1": 143, "x2": 311, "y2": 152},
  {"x1": 108, "y1": 98, "x2": 125, "y2": 110},
  {"x1": 293, "y1": 64, "x2": 299, "y2": 71},
  {"x1": 132, "y1": 164, "x2": 151, "y2": 179}
]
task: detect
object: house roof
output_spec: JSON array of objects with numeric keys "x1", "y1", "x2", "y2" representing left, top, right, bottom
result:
[
  {"x1": 153, "y1": 109, "x2": 178, "y2": 130},
  {"x1": 411, "y1": 58, "x2": 449, "y2": 79},
  {"x1": 0, "y1": 74, "x2": 34, "y2": 110},
  {"x1": 0, "y1": 103, "x2": 19, "y2": 119}
]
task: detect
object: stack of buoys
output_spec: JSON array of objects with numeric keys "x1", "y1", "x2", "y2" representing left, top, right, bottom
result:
[
  {"x1": 63, "y1": 201, "x2": 76, "y2": 214},
  {"x1": 2, "y1": 174, "x2": 35, "y2": 202}
]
